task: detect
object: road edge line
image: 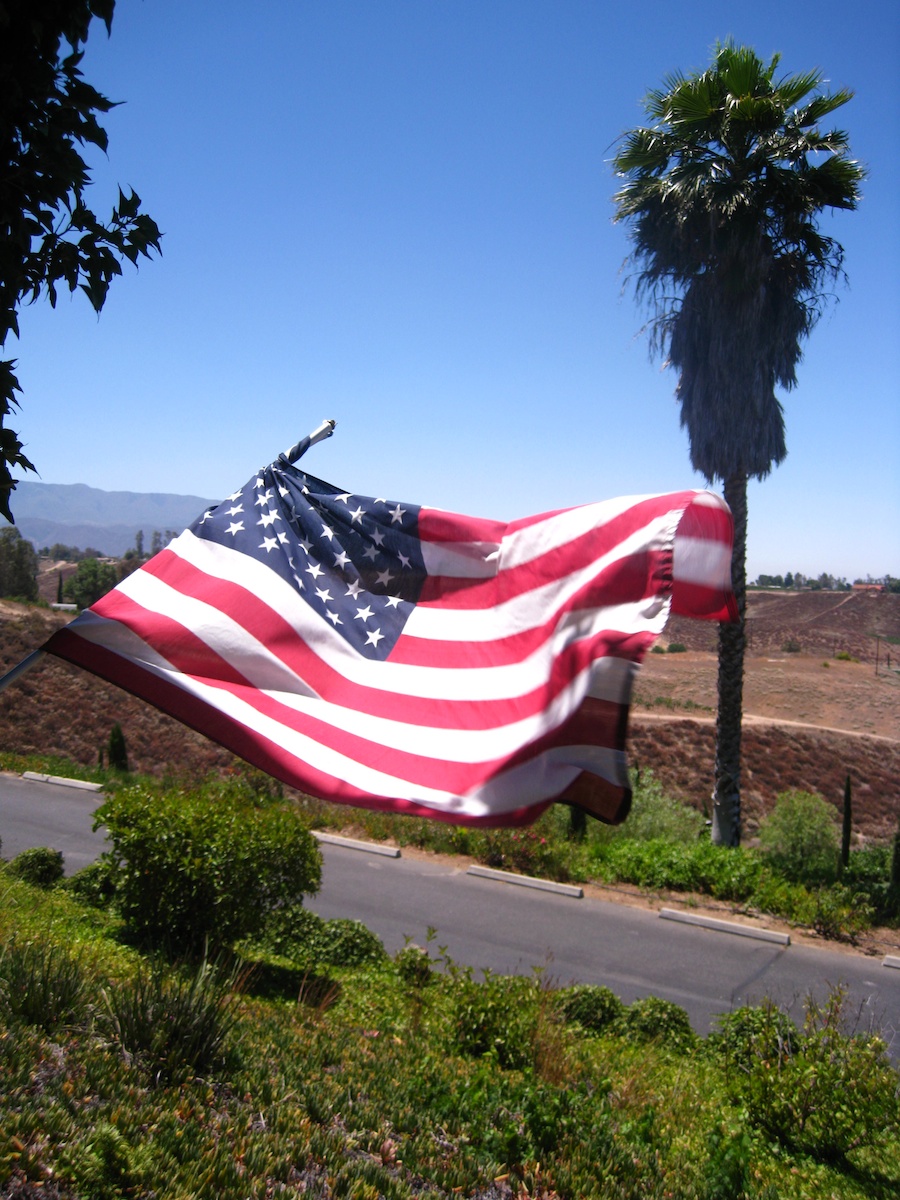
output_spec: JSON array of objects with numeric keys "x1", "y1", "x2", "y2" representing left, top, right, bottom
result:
[
  {"x1": 467, "y1": 864, "x2": 583, "y2": 898},
  {"x1": 22, "y1": 772, "x2": 103, "y2": 793},
  {"x1": 313, "y1": 831, "x2": 401, "y2": 858},
  {"x1": 660, "y1": 907, "x2": 790, "y2": 945}
]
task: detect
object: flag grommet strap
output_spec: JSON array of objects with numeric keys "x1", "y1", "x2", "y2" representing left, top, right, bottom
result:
[{"x1": 44, "y1": 452, "x2": 734, "y2": 828}]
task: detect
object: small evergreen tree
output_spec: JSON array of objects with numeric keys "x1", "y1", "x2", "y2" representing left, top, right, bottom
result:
[
  {"x1": 840, "y1": 775, "x2": 852, "y2": 876},
  {"x1": 108, "y1": 722, "x2": 129, "y2": 772}
]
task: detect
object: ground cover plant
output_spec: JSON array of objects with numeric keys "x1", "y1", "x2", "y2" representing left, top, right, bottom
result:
[{"x1": 1, "y1": 864, "x2": 899, "y2": 1199}]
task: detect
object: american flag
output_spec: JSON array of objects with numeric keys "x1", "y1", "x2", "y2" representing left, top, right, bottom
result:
[{"x1": 44, "y1": 451, "x2": 736, "y2": 827}]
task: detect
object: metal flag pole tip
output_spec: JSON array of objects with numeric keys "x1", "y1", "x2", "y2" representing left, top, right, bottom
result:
[
  {"x1": 282, "y1": 419, "x2": 337, "y2": 466},
  {"x1": 308, "y1": 418, "x2": 337, "y2": 445}
]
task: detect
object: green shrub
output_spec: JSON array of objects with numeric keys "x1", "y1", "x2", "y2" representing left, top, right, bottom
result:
[
  {"x1": 254, "y1": 902, "x2": 385, "y2": 968},
  {"x1": 843, "y1": 844, "x2": 900, "y2": 922},
  {"x1": 781, "y1": 637, "x2": 801, "y2": 652},
  {"x1": 622, "y1": 996, "x2": 696, "y2": 1050},
  {"x1": 477, "y1": 826, "x2": 571, "y2": 880},
  {"x1": 710, "y1": 1002, "x2": 799, "y2": 1073},
  {"x1": 618, "y1": 773, "x2": 704, "y2": 843},
  {"x1": 255, "y1": 900, "x2": 324, "y2": 956},
  {"x1": 95, "y1": 784, "x2": 322, "y2": 956},
  {"x1": 8, "y1": 845, "x2": 64, "y2": 888},
  {"x1": 599, "y1": 838, "x2": 761, "y2": 900},
  {"x1": 450, "y1": 974, "x2": 538, "y2": 1069},
  {"x1": 810, "y1": 882, "x2": 874, "y2": 941},
  {"x1": 751, "y1": 869, "x2": 814, "y2": 923},
  {"x1": 758, "y1": 790, "x2": 838, "y2": 884},
  {"x1": 701, "y1": 1121, "x2": 757, "y2": 1200},
  {"x1": 0, "y1": 935, "x2": 89, "y2": 1032},
  {"x1": 395, "y1": 943, "x2": 435, "y2": 988},
  {"x1": 557, "y1": 984, "x2": 624, "y2": 1034},
  {"x1": 721, "y1": 989, "x2": 900, "y2": 1161},
  {"x1": 314, "y1": 918, "x2": 387, "y2": 966},
  {"x1": 66, "y1": 858, "x2": 117, "y2": 907},
  {"x1": 667, "y1": 642, "x2": 687, "y2": 653},
  {"x1": 99, "y1": 957, "x2": 240, "y2": 1082}
]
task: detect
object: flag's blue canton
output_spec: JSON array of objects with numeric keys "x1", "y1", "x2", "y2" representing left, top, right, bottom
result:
[{"x1": 191, "y1": 462, "x2": 426, "y2": 659}]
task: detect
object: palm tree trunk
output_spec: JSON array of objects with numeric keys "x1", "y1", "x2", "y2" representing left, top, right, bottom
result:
[{"x1": 711, "y1": 471, "x2": 747, "y2": 846}]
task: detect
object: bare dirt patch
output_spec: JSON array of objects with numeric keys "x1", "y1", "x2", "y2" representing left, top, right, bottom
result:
[
  {"x1": 631, "y1": 650, "x2": 900, "y2": 838},
  {"x1": 0, "y1": 606, "x2": 237, "y2": 779},
  {"x1": 629, "y1": 590, "x2": 899, "y2": 843}
]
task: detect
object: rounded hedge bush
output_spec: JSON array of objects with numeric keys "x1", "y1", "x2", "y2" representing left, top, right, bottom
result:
[
  {"x1": 557, "y1": 984, "x2": 624, "y2": 1034},
  {"x1": 8, "y1": 846, "x2": 64, "y2": 889},
  {"x1": 758, "y1": 790, "x2": 838, "y2": 884},
  {"x1": 623, "y1": 996, "x2": 695, "y2": 1049},
  {"x1": 96, "y1": 783, "x2": 321, "y2": 956}
]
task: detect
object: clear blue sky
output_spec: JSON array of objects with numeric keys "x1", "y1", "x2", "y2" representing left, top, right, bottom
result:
[{"x1": 11, "y1": 0, "x2": 899, "y2": 580}]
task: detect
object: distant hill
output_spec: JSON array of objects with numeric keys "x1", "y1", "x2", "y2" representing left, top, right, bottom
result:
[{"x1": 3, "y1": 481, "x2": 217, "y2": 556}]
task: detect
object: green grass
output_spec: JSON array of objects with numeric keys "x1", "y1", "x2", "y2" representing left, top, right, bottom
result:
[{"x1": 1, "y1": 871, "x2": 898, "y2": 1198}]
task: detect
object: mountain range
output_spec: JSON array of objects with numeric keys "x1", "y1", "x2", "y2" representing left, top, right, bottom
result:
[{"x1": 3, "y1": 481, "x2": 217, "y2": 557}]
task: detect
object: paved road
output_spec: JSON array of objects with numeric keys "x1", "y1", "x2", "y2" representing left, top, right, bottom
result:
[
  {"x1": 0, "y1": 773, "x2": 108, "y2": 874},
  {"x1": 311, "y1": 841, "x2": 900, "y2": 1043},
  {"x1": 2, "y1": 773, "x2": 899, "y2": 1044}
]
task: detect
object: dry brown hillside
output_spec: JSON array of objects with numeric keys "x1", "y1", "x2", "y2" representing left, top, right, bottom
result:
[
  {"x1": 0, "y1": 591, "x2": 897, "y2": 840},
  {"x1": 0, "y1": 606, "x2": 236, "y2": 779}
]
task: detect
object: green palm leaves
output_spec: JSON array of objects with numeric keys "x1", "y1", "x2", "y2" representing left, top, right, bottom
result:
[
  {"x1": 612, "y1": 42, "x2": 863, "y2": 845},
  {"x1": 613, "y1": 45, "x2": 863, "y2": 476}
]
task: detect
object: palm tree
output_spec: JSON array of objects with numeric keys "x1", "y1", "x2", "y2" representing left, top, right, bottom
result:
[{"x1": 612, "y1": 43, "x2": 863, "y2": 845}]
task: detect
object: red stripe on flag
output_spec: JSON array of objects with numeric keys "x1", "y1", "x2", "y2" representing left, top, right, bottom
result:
[
  {"x1": 112, "y1": 550, "x2": 650, "y2": 728},
  {"x1": 45, "y1": 625, "x2": 553, "y2": 827},
  {"x1": 417, "y1": 509, "x2": 506, "y2": 544},
  {"x1": 56, "y1": 589, "x2": 633, "y2": 794}
]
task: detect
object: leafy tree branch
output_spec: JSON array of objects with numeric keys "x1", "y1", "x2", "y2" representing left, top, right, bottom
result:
[{"x1": 0, "y1": 0, "x2": 161, "y2": 521}]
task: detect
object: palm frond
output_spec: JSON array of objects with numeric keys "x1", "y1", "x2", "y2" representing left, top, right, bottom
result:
[
  {"x1": 795, "y1": 89, "x2": 855, "y2": 126},
  {"x1": 611, "y1": 40, "x2": 860, "y2": 487},
  {"x1": 774, "y1": 68, "x2": 825, "y2": 109}
]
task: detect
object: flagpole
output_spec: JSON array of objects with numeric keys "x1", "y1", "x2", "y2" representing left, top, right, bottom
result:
[
  {"x1": 0, "y1": 648, "x2": 45, "y2": 696},
  {"x1": 281, "y1": 419, "x2": 337, "y2": 466}
]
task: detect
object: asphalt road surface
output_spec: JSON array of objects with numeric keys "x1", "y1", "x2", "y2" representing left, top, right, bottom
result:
[{"x1": 3, "y1": 773, "x2": 899, "y2": 1045}]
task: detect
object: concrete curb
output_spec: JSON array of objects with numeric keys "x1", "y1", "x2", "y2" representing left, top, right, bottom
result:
[
  {"x1": 313, "y1": 831, "x2": 401, "y2": 858},
  {"x1": 467, "y1": 865, "x2": 584, "y2": 898},
  {"x1": 660, "y1": 907, "x2": 790, "y2": 945},
  {"x1": 883, "y1": 955, "x2": 900, "y2": 970},
  {"x1": 22, "y1": 772, "x2": 103, "y2": 793}
]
